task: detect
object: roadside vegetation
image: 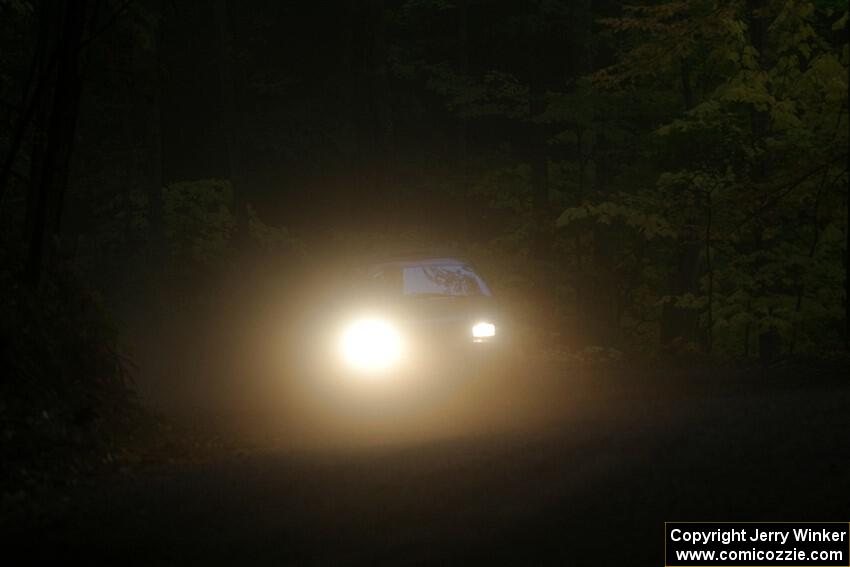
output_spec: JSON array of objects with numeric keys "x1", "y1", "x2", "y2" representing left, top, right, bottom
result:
[{"x1": 0, "y1": 0, "x2": 847, "y2": 508}]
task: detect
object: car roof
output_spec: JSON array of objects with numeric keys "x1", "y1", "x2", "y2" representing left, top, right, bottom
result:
[
  {"x1": 365, "y1": 255, "x2": 492, "y2": 296},
  {"x1": 368, "y1": 256, "x2": 470, "y2": 271}
]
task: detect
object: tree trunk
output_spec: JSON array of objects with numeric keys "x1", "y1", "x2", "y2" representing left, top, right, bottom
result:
[
  {"x1": 15, "y1": 0, "x2": 55, "y2": 227},
  {"x1": 456, "y1": 0, "x2": 473, "y2": 240},
  {"x1": 0, "y1": 0, "x2": 53, "y2": 208},
  {"x1": 703, "y1": 189, "x2": 714, "y2": 354},
  {"x1": 844, "y1": 173, "x2": 850, "y2": 351},
  {"x1": 24, "y1": 1, "x2": 89, "y2": 289},
  {"x1": 145, "y1": 0, "x2": 168, "y2": 260},
  {"x1": 214, "y1": 0, "x2": 245, "y2": 234},
  {"x1": 748, "y1": 0, "x2": 782, "y2": 360},
  {"x1": 527, "y1": 17, "x2": 548, "y2": 260},
  {"x1": 368, "y1": 0, "x2": 393, "y2": 228},
  {"x1": 841, "y1": 0, "x2": 850, "y2": 352},
  {"x1": 456, "y1": 0, "x2": 469, "y2": 166},
  {"x1": 659, "y1": 40, "x2": 702, "y2": 351},
  {"x1": 587, "y1": 132, "x2": 619, "y2": 347},
  {"x1": 571, "y1": 0, "x2": 594, "y2": 344},
  {"x1": 660, "y1": 240, "x2": 701, "y2": 348}
]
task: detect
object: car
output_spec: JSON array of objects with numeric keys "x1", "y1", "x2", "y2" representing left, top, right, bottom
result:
[
  {"x1": 337, "y1": 254, "x2": 502, "y2": 375},
  {"x1": 274, "y1": 251, "x2": 520, "y2": 437},
  {"x1": 292, "y1": 253, "x2": 508, "y2": 403}
]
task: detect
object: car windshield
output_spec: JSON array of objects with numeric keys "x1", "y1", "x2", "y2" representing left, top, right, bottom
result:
[
  {"x1": 368, "y1": 262, "x2": 491, "y2": 298},
  {"x1": 403, "y1": 265, "x2": 484, "y2": 297}
]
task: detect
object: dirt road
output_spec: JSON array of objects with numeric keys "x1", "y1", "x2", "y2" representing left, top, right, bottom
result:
[{"x1": 5, "y1": 362, "x2": 849, "y2": 565}]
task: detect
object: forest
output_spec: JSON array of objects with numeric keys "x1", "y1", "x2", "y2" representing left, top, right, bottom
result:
[{"x1": 0, "y1": 0, "x2": 848, "y2": 558}]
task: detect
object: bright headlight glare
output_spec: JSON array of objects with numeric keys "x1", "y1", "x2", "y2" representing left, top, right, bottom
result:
[
  {"x1": 340, "y1": 318, "x2": 402, "y2": 371},
  {"x1": 472, "y1": 321, "x2": 496, "y2": 338}
]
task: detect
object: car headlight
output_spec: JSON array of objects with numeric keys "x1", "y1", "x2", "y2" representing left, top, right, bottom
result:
[
  {"x1": 340, "y1": 318, "x2": 403, "y2": 371},
  {"x1": 471, "y1": 321, "x2": 496, "y2": 338}
]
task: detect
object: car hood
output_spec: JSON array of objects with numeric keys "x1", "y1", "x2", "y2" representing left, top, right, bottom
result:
[{"x1": 395, "y1": 295, "x2": 497, "y2": 326}]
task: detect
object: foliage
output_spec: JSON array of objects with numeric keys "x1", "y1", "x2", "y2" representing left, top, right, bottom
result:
[
  {"x1": 394, "y1": 0, "x2": 848, "y2": 356},
  {"x1": 0, "y1": 249, "x2": 137, "y2": 496},
  {"x1": 161, "y1": 179, "x2": 300, "y2": 269},
  {"x1": 163, "y1": 179, "x2": 235, "y2": 267},
  {"x1": 558, "y1": 0, "x2": 848, "y2": 355}
]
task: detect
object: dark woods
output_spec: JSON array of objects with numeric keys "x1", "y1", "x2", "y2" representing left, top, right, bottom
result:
[
  {"x1": 2, "y1": 1, "x2": 87, "y2": 288},
  {"x1": 0, "y1": 0, "x2": 848, "y2": 414}
]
